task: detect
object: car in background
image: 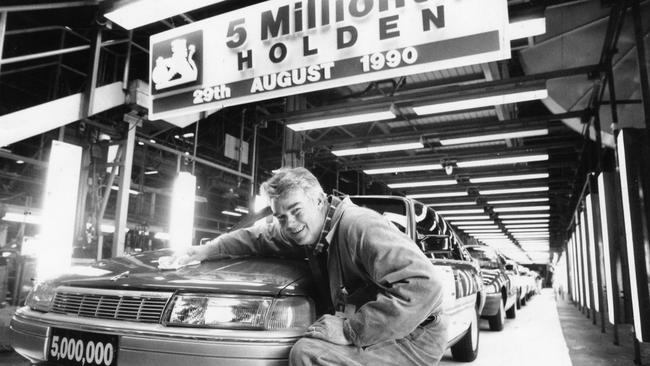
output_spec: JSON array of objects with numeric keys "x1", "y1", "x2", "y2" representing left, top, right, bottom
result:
[
  {"x1": 516, "y1": 265, "x2": 538, "y2": 303},
  {"x1": 10, "y1": 195, "x2": 485, "y2": 365},
  {"x1": 465, "y1": 245, "x2": 517, "y2": 331},
  {"x1": 504, "y1": 259, "x2": 530, "y2": 308}
]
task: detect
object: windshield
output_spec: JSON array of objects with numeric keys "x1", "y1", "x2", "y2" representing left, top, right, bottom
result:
[{"x1": 466, "y1": 246, "x2": 500, "y2": 269}]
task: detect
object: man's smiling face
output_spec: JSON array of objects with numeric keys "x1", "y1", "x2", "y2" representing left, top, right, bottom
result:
[{"x1": 271, "y1": 188, "x2": 326, "y2": 246}]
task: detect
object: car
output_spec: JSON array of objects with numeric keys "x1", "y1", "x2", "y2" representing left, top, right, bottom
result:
[
  {"x1": 465, "y1": 245, "x2": 518, "y2": 331},
  {"x1": 504, "y1": 259, "x2": 528, "y2": 308},
  {"x1": 10, "y1": 195, "x2": 484, "y2": 366}
]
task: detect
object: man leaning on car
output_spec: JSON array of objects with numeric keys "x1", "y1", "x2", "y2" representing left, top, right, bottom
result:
[{"x1": 168, "y1": 167, "x2": 447, "y2": 366}]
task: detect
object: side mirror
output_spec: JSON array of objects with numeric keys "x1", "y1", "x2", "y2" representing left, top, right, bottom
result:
[{"x1": 505, "y1": 263, "x2": 514, "y2": 271}]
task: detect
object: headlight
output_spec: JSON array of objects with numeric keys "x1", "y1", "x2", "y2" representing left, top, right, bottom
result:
[
  {"x1": 166, "y1": 294, "x2": 315, "y2": 330},
  {"x1": 24, "y1": 281, "x2": 57, "y2": 312}
]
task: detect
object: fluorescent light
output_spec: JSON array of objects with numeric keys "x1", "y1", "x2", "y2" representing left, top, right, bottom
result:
[
  {"x1": 154, "y1": 232, "x2": 171, "y2": 240},
  {"x1": 144, "y1": 170, "x2": 159, "y2": 175},
  {"x1": 441, "y1": 129, "x2": 548, "y2": 146},
  {"x1": 111, "y1": 185, "x2": 140, "y2": 195},
  {"x1": 407, "y1": 191, "x2": 468, "y2": 199},
  {"x1": 493, "y1": 205, "x2": 550, "y2": 212},
  {"x1": 513, "y1": 233, "x2": 550, "y2": 238},
  {"x1": 458, "y1": 225, "x2": 499, "y2": 230},
  {"x1": 480, "y1": 186, "x2": 549, "y2": 195},
  {"x1": 427, "y1": 201, "x2": 476, "y2": 207},
  {"x1": 2, "y1": 212, "x2": 41, "y2": 225},
  {"x1": 436, "y1": 209, "x2": 484, "y2": 214},
  {"x1": 598, "y1": 173, "x2": 615, "y2": 324},
  {"x1": 413, "y1": 88, "x2": 547, "y2": 115},
  {"x1": 499, "y1": 213, "x2": 550, "y2": 219},
  {"x1": 457, "y1": 154, "x2": 549, "y2": 168},
  {"x1": 502, "y1": 219, "x2": 549, "y2": 224},
  {"x1": 222, "y1": 210, "x2": 242, "y2": 217},
  {"x1": 169, "y1": 172, "x2": 196, "y2": 251},
  {"x1": 509, "y1": 17, "x2": 546, "y2": 40},
  {"x1": 519, "y1": 240, "x2": 549, "y2": 245},
  {"x1": 104, "y1": 0, "x2": 225, "y2": 30},
  {"x1": 150, "y1": 139, "x2": 156, "y2": 144},
  {"x1": 332, "y1": 141, "x2": 423, "y2": 156},
  {"x1": 505, "y1": 224, "x2": 548, "y2": 229},
  {"x1": 509, "y1": 228, "x2": 550, "y2": 232},
  {"x1": 451, "y1": 220, "x2": 494, "y2": 225},
  {"x1": 16, "y1": 160, "x2": 24, "y2": 164},
  {"x1": 463, "y1": 229, "x2": 503, "y2": 233},
  {"x1": 234, "y1": 206, "x2": 250, "y2": 214},
  {"x1": 488, "y1": 198, "x2": 549, "y2": 204},
  {"x1": 388, "y1": 179, "x2": 456, "y2": 188},
  {"x1": 182, "y1": 132, "x2": 195, "y2": 138},
  {"x1": 470, "y1": 173, "x2": 549, "y2": 184},
  {"x1": 37, "y1": 141, "x2": 82, "y2": 280},
  {"x1": 445, "y1": 215, "x2": 490, "y2": 220},
  {"x1": 364, "y1": 163, "x2": 442, "y2": 175},
  {"x1": 586, "y1": 194, "x2": 600, "y2": 312},
  {"x1": 288, "y1": 110, "x2": 395, "y2": 131}
]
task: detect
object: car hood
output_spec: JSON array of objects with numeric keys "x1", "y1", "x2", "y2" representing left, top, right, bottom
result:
[{"x1": 52, "y1": 249, "x2": 312, "y2": 297}]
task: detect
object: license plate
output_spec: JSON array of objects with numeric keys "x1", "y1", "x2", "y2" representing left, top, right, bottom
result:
[{"x1": 48, "y1": 328, "x2": 119, "y2": 366}]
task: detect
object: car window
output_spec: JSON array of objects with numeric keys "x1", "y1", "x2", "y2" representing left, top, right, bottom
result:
[
  {"x1": 466, "y1": 246, "x2": 500, "y2": 269},
  {"x1": 412, "y1": 202, "x2": 465, "y2": 260},
  {"x1": 349, "y1": 197, "x2": 408, "y2": 234}
]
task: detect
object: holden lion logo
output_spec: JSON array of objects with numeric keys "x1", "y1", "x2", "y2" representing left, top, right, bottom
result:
[{"x1": 152, "y1": 38, "x2": 198, "y2": 90}]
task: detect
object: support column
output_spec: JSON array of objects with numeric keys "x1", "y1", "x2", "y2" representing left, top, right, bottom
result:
[
  {"x1": 112, "y1": 120, "x2": 136, "y2": 257},
  {"x1": 283, "y1": 96, "x2": 305, "y2": 168},
  {"x1": 0, "y1": 12, "x2": 7, "y2": 74}
]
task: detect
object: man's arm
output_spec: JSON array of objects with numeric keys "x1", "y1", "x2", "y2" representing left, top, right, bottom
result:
[{"x1": 339, "y1": 210, "x2": 444, "y2": 347}]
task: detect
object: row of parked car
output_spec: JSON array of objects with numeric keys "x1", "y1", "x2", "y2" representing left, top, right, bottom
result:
[{"x1": 10, "y1": 195, "x2": 541, "y2": 365}]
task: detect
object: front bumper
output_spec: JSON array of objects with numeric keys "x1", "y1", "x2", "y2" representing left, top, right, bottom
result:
[
  {"x1": 480, "y1": 292, "x2": 502, "y2": 317},
  {"x1": 10, "y1": 307, "x2": 299, "y2": 366}
]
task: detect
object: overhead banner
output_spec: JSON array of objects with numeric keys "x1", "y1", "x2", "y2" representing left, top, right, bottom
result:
[{"x1": 149, "y1": 0, "x2": 511, "y2": 120}]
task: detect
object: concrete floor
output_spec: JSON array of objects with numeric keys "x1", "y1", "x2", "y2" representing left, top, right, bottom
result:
[{"x1": 1, "y1": 289, "x2": 649, "y2": 365}]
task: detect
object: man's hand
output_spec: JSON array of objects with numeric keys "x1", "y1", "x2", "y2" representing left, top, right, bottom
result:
[
  {"x1": 158, "y1": 246, "x2": 207, "y2": 270},
  {"x1": 304, "y1": 314, "x2": 352, "y2": 346}
]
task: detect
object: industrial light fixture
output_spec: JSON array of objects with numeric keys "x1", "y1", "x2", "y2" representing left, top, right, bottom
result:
[
  {"x1": 441, "y1": 129, "x2": 548, "y2": 146},
  {"x1": 488, "y1": 198, "x2": 549, "y2": 204},
  {"x1": 387, "y1": 179, "x2": 456, "y2": 189},
  {"x1": 16, "y1": 160, "x2": 24, "y2": 164},
  {"x1": 427, "y1": 201, "x2": 476, "y2": 207},
  {"x1": 480, "y1": 186, "x2": 549, "y2": 195},
  {"x1": 458, "y1": 225, "x2": 499, "y2": 230},
  {"x1": 37, "y1": 141, "x2": 82, "y2": 280},
  {"x1": 502, "y1": 219, "x2": 549, "y2": 224},
  {"x1": 1, "y1": 212, "x2": 41, "y2": 225},
  {"x1": 407, "y1": 191, "x2": 468, "y2": 199},
  {"x1": 436, "y1": 209, "x2": 484, "y2": 214},
  {"x1": 234, "y1": 206, "x2": 249, "y2": 214},
  {"x1": 222, "y1": 210, "x2": 242, "y2": 217},
  {"x1": 182, "y1": 132, "x2": 195, "y2": 138},
  {"x1": 111, "y1": 185, "x2": 140, "y2": 195},
  {"x1": 513, "y1": 233, "x2": 550, "y2": 238},
  {"x1": 508, "y1": 17, "x2": 547, "y2": 40},
  {"x1": 287, "y1": 109, "x2": 395, "y2": 131},
  {"x1": 104, "y1": 0, "x2": 224, "y2": 29},
  {"x1": 509, "y1": 228, "x2": 550, "y2": 233},
  {"x1": 364, "y1": 163, "x2": 442, "y2": 175},
  {"x1": 445, "y1": 215, "x2": 490, "y2": 220},
  {"x1": 597, "y1": 173, "x2": 616, "y2": 324},
  {"x1": 505, "y1": 224, "x2": 549, "y2": 229},
  {"x1": 413, "y1": 87, "x2": 548, "y2": 116},
  {"x1": 493, "y1": 205, "x2": 550, "y2": 212},
  {"x1": 470, "y1": 173, "x2": 549, "y2": 184},
  {"x1": 463, "y1": 229, "x2": 503, "y2": 233},
  {"x1": 451, "y1": 220, "x2": 494, "y2": 225},
  {"x1": 457, "y1": 154, "x2": 549, "y2": 168},
  {"x1": 332, "y1": 141, "x2": 423, "y2": 156},
  {"x1": 144, "y1": 170, "x2": 159, "y2": 175},
  {"x1": 499, "y1": 213, "x2": 550, "y2": 219},
  {"x1": 169, "y1": 172, "x2": 196, "y2": 252}
]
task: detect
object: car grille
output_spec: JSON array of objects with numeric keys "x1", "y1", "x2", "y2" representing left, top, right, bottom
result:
[{"x1": 50, "y1": 287, "x2": 172, "y2": 323}]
